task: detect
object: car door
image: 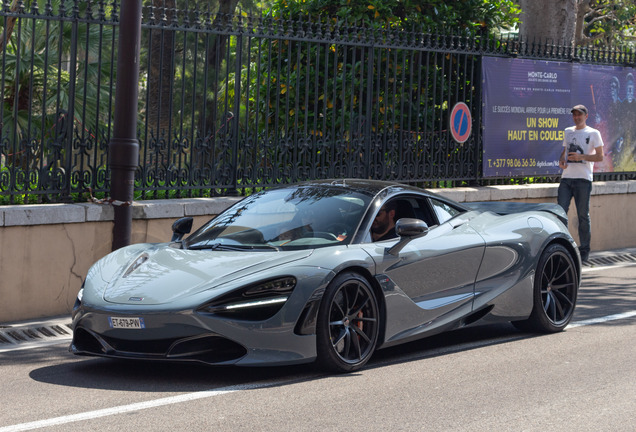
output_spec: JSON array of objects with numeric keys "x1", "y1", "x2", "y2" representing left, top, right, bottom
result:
[{"x1": 365, "y1": 197, "x2": 486, "y2": 344}]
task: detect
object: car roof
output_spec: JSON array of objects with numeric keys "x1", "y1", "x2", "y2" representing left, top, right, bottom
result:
[
  {"x1": 291, "y1": 179, "x2": 468, "y2": 209},
  {"x1": 292, "y1": 178, "x2": 426, "y2": 198}
]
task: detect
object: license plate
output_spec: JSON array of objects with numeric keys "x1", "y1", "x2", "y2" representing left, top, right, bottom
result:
[{"x1": 108, "y1": 317, "x2": 145, "y2": 329}]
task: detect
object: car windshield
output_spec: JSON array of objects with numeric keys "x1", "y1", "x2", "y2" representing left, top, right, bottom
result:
[{"x1": 184, "y1": 186, "x2": 372, "y2": 250}]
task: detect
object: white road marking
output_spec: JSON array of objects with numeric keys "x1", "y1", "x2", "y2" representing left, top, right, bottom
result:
[
  {"x1": 0, "y1": 384, "x2": 269, "y2": 432},
  {"x1": 1, "y1": 310, "x2": 634, "y2": 431},
  {"x1": 567, "y1": 310, "x2": 636, "y2": 328}
]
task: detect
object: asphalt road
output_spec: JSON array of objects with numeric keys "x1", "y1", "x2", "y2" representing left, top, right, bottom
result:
[{"x1": 1, "y1": 261, "x2": 635, "y2": 432}]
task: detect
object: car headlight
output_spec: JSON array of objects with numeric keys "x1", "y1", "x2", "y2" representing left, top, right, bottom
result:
[
  {"x1": 73, "y1": 285, "x2": 85, "y2": 313},
  {"x1": 196, "y1": 277, "x2": 296, "y2": 321}
]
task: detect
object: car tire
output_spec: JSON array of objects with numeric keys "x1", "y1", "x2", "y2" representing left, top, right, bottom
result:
[
  {"x1": 316, "y1": 272, "x2": 380, "y2": 373},
  {"x1": 513, "y1": 243, "x2": 578, "y2": 333}
]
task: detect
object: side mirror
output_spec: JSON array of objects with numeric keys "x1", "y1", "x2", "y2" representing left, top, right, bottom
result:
[
  {"x1": 387, "y1": 218, "x2": 429, "y2": 256},
  {"x1": 395, "y1": 218, "x2": 429, "y2": 238},
  {"x1": 171, "y1": 217, "x2": 193, "y2": 242}
]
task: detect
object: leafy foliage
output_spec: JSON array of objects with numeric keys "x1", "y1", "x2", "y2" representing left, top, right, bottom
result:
[
  {"x1": 577, "y1": 0, "x2": 636, "y2": 48},
  {"x1": 0, "y1": 0, "x2": 116, "y2": 201},
  {"x1": 237, "y1": 1, "x2": 500, "y2": 149},
  {"x1": 268, "y1": 0, "x2": 520, "y2": 33}
]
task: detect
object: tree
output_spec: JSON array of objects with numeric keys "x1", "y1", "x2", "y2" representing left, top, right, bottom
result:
[
  {"x1": 517, "y1": 0, "x2": 636, "y2": 48},
  {"x1": 575, "y1": 0, "x2": 636, "y2": 48},
  {"x1": 517, "y1": 0, "x2": 577, "y2": 45},
  {"x1": 226, "y1": 1, "x2": 522, "y2": 184},
  {"x1": 143, "y1": 0, "x2": 259, "y2": 157},
  {"x1": 270, "y1": 0, "x2": 520, "y2": 34},
  {"x1": 256, "y1": 0, "x2": 522, "y2": 137},
  {"x1": 0, "y1": 0, "x2": 115, "y2": 169},
  {"x1": 0, "y1": 0, "x2": 118, "y2": 204}
]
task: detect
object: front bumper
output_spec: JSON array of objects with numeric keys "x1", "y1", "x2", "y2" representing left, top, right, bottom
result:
[{"x1": 70, "y1": 307, "x2": 318, "y2": 367}]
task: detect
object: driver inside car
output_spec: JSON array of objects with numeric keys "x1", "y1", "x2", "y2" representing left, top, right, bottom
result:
[{"x1": 371, "y1": 201, "x2": 397, "y2": 241}]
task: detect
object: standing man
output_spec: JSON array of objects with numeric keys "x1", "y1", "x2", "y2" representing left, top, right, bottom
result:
[{"x1": 558, "y1": 104, "x2": 604, "y2": 262}]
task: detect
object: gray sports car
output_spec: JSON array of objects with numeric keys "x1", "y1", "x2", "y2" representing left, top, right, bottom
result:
[{"x1": 70, "y1": 179, "x2": 581, "y2": 372}]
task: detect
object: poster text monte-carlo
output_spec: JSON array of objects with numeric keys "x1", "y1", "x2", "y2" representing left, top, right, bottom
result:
[{"x1": 482, "y1": 57, "x2": 636, "y2": 177}]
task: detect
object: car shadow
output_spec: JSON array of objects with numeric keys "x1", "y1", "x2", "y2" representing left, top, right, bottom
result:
[
  {"x1": 26, "y1": 322, "x2": 536, "y2": 392},
  {"x1": 26, "y1": 281, "x2": 633, "y2": 394},
  {"x1": 28, "y1": 354, "x2": 319, "y2": 393},
  {"x1": 367, "y1": 322, "x2": 534, "y2": 370}
]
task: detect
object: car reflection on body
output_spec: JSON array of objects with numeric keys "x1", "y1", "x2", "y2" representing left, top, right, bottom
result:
[{"x1": 70, "y1": 179, "x2": 580, "y2": 372}]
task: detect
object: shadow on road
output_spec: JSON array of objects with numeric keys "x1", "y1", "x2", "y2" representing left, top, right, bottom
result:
[
  {"x1": 18, "y1": 272, "x2": 633, "y2": 393},
  {"x1": 22, "y1": 323, "x2": 535, "y2": 393}
]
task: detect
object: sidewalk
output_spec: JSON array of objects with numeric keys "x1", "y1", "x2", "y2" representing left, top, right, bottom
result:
[
  {"x1": 583, "y1": 247, "x2": 636, "y2": 267},
  {"x1": 0, "y1": 315, "x2": 72, "y2": 352}
]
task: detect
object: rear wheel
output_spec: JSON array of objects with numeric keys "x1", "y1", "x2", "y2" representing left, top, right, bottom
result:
[
  {"x1": 316, "y1": 272, "x2": 380, "y2": 372},
  {"x1": 513, "y1": 243, "x2": 578, "y2": 332}
]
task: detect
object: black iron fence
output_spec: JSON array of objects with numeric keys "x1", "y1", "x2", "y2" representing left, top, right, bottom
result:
[{"x1": 1, "y1": 1, "x2": 635, "y2": 204}]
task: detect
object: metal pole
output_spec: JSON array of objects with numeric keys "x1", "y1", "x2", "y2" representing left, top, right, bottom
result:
[{"x1": 109, "y1": 0, "x2": 142, "y2": 250}]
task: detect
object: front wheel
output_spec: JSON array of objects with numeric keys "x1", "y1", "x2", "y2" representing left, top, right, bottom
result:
[
  {"x1": 316, "y1": 272, "x2": 380, "y2": 373},
  {"x1": 513, "y1": 243, "x2": 579, "y2": 332}
]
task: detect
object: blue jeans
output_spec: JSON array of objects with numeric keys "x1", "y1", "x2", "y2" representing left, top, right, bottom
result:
[{"x1": 557, "y1": 178, "x2": 592, "y2": 258}]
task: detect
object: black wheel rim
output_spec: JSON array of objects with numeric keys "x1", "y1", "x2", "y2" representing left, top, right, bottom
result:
[
  {"x1": 328, "y1": 280, "x2": 378, "y2": 365},
  {"x1": 540, "y1": 251, "x2": 577, "y2": 325}
]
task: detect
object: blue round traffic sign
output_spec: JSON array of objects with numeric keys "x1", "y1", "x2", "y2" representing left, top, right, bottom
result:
[{"x1": 450, "y1": 102, "x2": 472, "y2": 143}]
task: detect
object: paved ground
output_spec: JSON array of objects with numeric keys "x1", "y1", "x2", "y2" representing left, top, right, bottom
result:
[{"x1": 1, "y1": 258, "x2": 634, "y2": 432}]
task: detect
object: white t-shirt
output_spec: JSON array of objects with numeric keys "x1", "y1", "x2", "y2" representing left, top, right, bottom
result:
[{"x1": 561, "y1": 125, "x2": 604, "y2": 181}]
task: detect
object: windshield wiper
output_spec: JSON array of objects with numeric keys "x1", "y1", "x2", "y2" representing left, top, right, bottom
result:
[
  {"x1": 188, "y1": 243, "x2": 247, "y2": 251},
  {"x1": 250, "y1": 244, "x2": 280, "y2": 251},
  {"x1": 188, "y1": 243, "x2": 279, "y2": 251}
]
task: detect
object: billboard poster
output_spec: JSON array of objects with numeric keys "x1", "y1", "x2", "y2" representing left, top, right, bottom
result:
[{"x1": 482, "y1": 56, "x2": 636, "y2": 177}]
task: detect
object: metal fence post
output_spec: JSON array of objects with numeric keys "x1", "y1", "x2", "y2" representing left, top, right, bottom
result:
[{"x1": 109, "y1": 0, "x2": 142, "y2": 250}]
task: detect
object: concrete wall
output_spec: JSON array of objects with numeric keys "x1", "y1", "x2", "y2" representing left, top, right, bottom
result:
[{"x1": 1, "y1": 181, "x2": 635, "y2": 323}]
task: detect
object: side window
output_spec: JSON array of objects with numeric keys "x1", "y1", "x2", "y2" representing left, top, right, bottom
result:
[
  {"x1": 408, "y1": 198, "x2": 437, "y2": 227},
  {"x1": 429, "y1": 198, "x2": 462, "y2": 224}
]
